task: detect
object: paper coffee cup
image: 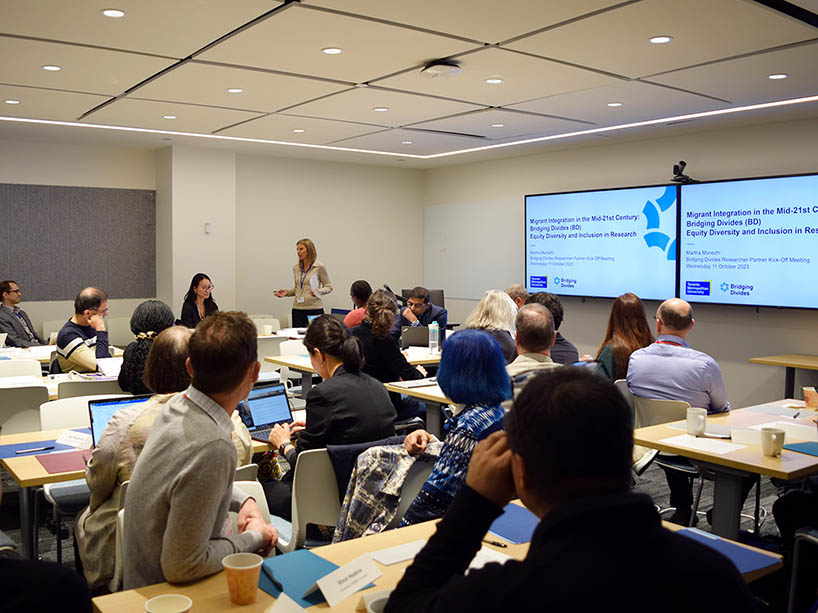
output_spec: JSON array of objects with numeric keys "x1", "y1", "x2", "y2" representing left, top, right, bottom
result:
[
  {"x1": 145, "y1": 594, "x2": 192, "y2": 613},
  {"x1": 263, "y1": 324, "x2": 273, "y2": 336},
  {"x1": 804, "y1": 387, "x2": 818, "y2": 409},
  {"x1": 222, "y1": 552, "x2": 263, "y2": 605}
]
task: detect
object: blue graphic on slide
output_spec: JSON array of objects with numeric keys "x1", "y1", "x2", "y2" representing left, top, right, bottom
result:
[
  {"x1": 686, "y1": 281, "x2": 711, "y2": 296},
  {"x1": 529, "y1": 275, "x2": 547, "y2": 289},
  {"x1": 642, "y1": 186, "x2": 677, "y2": 261},
  {"x1": 720, "y1": 282, "x2": 729, "y2": 292}
]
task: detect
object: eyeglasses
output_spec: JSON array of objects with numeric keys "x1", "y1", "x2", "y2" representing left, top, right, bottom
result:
[
  {"x1": 8, "y1": 289, "x2": 21, "y2": 294},
  {"x1": 407, "y1": 301, "x2": 426, "y2": 309},
  {"x1": 200, "y1": 285, "x2": 214, "y2": 291}
]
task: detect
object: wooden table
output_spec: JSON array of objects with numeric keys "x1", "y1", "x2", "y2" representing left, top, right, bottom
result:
[
  {"x1": 265, "y1": 350, "x2": 441, "y2": 400},
  {"x1": 0, "y1": 429, "x2": 271, "y2": 560},
  {"x1": 384, "y1": 382, "x2": 451, "y2": 437},
  {"x1": 634, "y1": 399, "x2": 818, "y2": 539},
  {"x1": 92, "y1": 514, "x2": 780, "y2": 612},
  {"x1": 749, "y1": 354, "x2": 818, "y2": 398}
]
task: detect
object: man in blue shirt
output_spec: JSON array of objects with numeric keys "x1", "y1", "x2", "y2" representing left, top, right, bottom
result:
[
  {"x1": 393, "y1": 286, "x2": 447, "y2": 344},
  {"x1": 627, "y1": 298, "x2": 731, "y2": 524}
]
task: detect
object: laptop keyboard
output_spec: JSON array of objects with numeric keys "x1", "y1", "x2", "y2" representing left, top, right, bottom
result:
[{"x1": 252, "y1": 428, "x2": 272, "y2": 441}]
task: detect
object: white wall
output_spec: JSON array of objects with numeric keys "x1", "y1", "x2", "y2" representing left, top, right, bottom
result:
[
  {"x1": 0, "y1": 139, "x2": 156, "y2": 335},
  {"x1": 423, "y1": 117, "x2": 818, "y2": 409},
  {"x1": 235, "y1": 154, "x2": 424, "y2": 324}
]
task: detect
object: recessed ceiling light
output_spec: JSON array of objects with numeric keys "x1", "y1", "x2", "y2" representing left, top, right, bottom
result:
[
  {"x1": 226, "y1": 88, "x2": 244, "y2": 93},
  {"x1": 4, "y1": 99, "x2": 21, "y2": 105},
  {"x1": 162, "y1": 115, "x2": 176, "y2": 120},
  {"x1": 42, "y1": 65, "x2": 61, "y2": 71},
  {"x1": 322, "y1": 47, "x2": 342, "y2": 55},
  {"x1": 649, "y1": 35, "x2": 672, "y2": 44},
  {"x1": 607, "y1": 102, "x2": 624, "y2": 107},
  {"x1": 768, "y1": 73, "x2": 788, "y2": 80},
  {"x1": 491, "y1": 123, "x2": 504, "y2": 128},
  {"x1": 373, "y1": 107, "x2": 389, "y2": 112},
  {"x1": 401, "y1": 140, "x2": 413, "y2": 144},
  {"x1": 292, "y1": 129, "x2": 305, "y2": 133},
  {"x1": 485, "y1": 78, "x2": 504, "y2": 84},
  {"x1": 355, "y1": 83, "x2": 369, "y2": 88},
  {"x1": 101, "y1": 8, "x2": 125, "y2": 18}
]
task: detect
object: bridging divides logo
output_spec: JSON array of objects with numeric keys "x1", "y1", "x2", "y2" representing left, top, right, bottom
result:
[
  {"x1": 686, "y1": 280, "x2": 711, "y2": 296},
  {"x1": 529, "y1": 275, "x2": 547, "y2": 289},
  {"x1": 720, "y1": 282, "x2": 729, "y2": 293},
  {"x1": 642, "y1": 186, "x2": 677, "y2": 261},
  {"x1": 553, "y1": 276, "x2": 577, "y2": 289}
]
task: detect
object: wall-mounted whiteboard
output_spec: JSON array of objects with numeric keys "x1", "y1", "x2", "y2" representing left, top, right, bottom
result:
[{"x1": 423, "y1": 198, "x2": 522, "y2": 301}]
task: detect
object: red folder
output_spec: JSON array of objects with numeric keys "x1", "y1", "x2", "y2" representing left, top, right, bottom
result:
[{"x1": 36, "y1": 450, "x2": 92, "y2": 474}]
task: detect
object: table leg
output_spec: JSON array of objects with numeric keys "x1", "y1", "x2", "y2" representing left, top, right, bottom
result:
[
  {"x1": 300, "y1": 372, "x2": 312, "y2": 398},
  {"x1": 426, "y1": 402, "x2": 443, "y2": 438},
  {"x1": 785, "y1": 366, "x2": 795, "y2": 399},
  {"x1": 19, "y1": 486, "x2": 33, "y2": 559},
  {"x1": 700, "y1": 463, "x2": 748, "y2": 540}
]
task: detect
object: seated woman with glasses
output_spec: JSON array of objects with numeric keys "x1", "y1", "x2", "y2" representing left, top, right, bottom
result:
[
  {"x1": 180, "y1": 273, "x2": 218, "y2": 328},
  {"x1": 264, "y1": 315, "x2": 397, "y2": 520},
  {"x1": 400, "y1": 329, "x2": 509, "y2": 526}
]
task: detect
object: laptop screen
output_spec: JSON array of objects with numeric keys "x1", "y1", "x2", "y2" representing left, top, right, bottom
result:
[
  {"x1": 238, "y1": 382, "x2": 292, "y2": 431},
  {"x1": 88, "y1": 395, "x2": 151, "y2": 447}
]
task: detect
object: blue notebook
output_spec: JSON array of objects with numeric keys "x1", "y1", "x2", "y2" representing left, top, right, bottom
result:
[
  {"x1": 258, "y1": 549, "x2": 339, "y2": 608},
  {"x1": 784, "y1": 441, "x2": 818, "y2": 457},
  {"x1": 0, "y1": 428, "x2": 91, "y2": 460},
  {"x1": 488, "y1": 503, "x2": 539, "y2": 544},
  {"x1": 678, "y1": 528, "x2": 779, "y2": 575}
]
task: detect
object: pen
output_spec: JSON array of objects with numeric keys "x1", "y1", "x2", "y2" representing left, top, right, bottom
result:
[
  {"x1": 15, "y1": 446, "x2": 54, "y2": 454},
  {"x1": 793, "y1": 412, "x2": 800, "y2": 419},
  {"x1": 262, "y1": 564, "x2": 284, "y2": 591},
  {"x1": 482, "y1": 538, "x2": 508, "y2": 548}
]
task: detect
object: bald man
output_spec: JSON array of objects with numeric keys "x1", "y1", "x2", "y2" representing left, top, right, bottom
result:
[
  {"x1": 54, "y1": 287, "x2": 110, "y2": 373},
  {"x1": 627, "y1": 298, "x2": 731, "y2": 525},
  {"x1": 504, "y1": 284, "x2": 528, "y2": 309}
]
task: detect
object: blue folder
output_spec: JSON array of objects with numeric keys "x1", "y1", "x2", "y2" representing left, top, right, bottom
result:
[
  {"x1": 258, "y1": 549, "x2": 339, "y2": 608},
  {"x1": 784, "y1": 441, "x2": 818, "y2": 457},
  {"x1": 678, "y1": 528, "x2": 779, "y2": 575},
  {"x1": 487, "y1": 503, "x2": 539, "y2": 544},
  {"x1": 0, "y1": 428, "x2": 91, "y2": 460}
]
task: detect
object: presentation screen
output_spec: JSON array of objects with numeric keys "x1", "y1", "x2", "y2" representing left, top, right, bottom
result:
[
  {"x1": 679, "y1": 174, "x2": 818, "y2": 308},
  {"x1": 525, "y1": 185, "x2": 678, "y2": 300}
]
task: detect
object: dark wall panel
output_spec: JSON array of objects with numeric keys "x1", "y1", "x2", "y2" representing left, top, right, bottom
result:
[{"x1": 0, "y1": 184, "x2": 156, "y2": 301}]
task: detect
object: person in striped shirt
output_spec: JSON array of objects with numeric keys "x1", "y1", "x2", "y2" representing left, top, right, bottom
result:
[{"x1": 54, "y1": 287, "x2": 110, "y2": 373}]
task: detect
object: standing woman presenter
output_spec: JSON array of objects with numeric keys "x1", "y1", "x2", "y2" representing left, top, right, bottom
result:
[{"x1": 274, "y1": 238, "x2": 333, "y2": 327}]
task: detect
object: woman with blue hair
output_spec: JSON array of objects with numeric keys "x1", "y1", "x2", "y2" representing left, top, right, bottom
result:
[{"x1": 400, "y1": 329, "x2": 510, "y2": 526}]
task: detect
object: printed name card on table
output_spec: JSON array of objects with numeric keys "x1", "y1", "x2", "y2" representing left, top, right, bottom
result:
[
  {"x1": 56, "y1": 429, "x2": 92, "y2": 449},
  {"x1": 303, "y1": 554, "x2": 381, "y2": 608},
  {"x1": 267, "y1": 592, "x2": 306, "y2": 612}
]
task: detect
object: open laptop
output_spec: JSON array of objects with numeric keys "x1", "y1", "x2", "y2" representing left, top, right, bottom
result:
[
  {"x1": 237, "y1": 381, "x2": 294, "y2": 444},
  {"x1": 88, "y1": 395, "x2": 152, "y2": 447},
  {"x1": 400, "y1": 325, "x2": 429, "y2": 349}
]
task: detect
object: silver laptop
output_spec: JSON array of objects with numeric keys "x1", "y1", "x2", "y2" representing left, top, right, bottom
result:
[
  {"x1": 88, "y1": 395, "x2": 151, "y2": 447},
  {"x1": 237, "y1": 382, "x2": 294, "y2": 443}
]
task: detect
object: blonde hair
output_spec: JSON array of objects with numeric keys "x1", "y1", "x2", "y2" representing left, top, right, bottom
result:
[
  {"x1": 465, "y1": 289, "x2": 517, "y2": 334},
  {"x1": 297, "y1": 238, "x2": 317, "y2": 267}
]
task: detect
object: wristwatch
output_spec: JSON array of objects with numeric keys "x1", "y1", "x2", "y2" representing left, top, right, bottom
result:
[{"x1": 278, "y1": 441, "x2": 292, "y2": 457}]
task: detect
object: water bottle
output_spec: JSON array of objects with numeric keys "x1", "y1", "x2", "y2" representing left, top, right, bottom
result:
[{"x1": 428, "y1": 321, "x2": 439, "y2": 354}]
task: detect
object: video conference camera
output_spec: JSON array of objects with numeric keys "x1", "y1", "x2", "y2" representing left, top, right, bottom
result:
[{"x1": 671, "y1": 160, "x2": 698, "y2": 184}]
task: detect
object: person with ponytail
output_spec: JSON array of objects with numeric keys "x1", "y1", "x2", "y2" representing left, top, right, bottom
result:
[
  {"x1": 118, "y1": 300, "x2": 175, "y2": 394},
  {"x1": 264, "y1": 315, "x2": 396, "y2": 519},
  {"x1": 350, "y1": 290, "x2": 426, "y2": 419}
]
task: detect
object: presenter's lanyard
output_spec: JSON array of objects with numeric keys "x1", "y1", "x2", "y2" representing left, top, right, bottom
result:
[
  {"x1": 299, "y1": 263, "x2": 314, "y2": 290},
  {"x1": 656, "y1": 340, "x2": 683, "y2": 346}
]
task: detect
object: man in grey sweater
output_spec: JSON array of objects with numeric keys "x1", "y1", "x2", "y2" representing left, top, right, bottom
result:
[{"x1": 124, "y1": 312, "x2": 277, "y2": 589}]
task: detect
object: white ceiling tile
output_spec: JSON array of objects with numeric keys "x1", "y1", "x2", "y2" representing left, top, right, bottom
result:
[
  {"x1": 197, "y1": 5, "x2": 480, "y2": 83},
  {"x1": 0, "y1": 0, "x2": 280, "y2": 58},
  {"x1": 409, "y1": 109, "x2": 587, "y2": 140},
  {"x1": 505, "y1": 0, "x2": 818, "y2": 78},
  {"x1": 132, "y1": 62, "x2": 350, "y2": 113},
  {"x1": 508, "y1": 81, "x2": 730, "y2": 126},
  {"x1": 330, "y1": 128, "x2": 484, "y2": 155},
  {"x1": 648, "y1": 42, "x2": 818, "y2": 105},
  {"x1": 80, "y1": 98, "x2": 263, "y2": 133},
  {"x1": 282, "y1": 87, "x2": 482, "y2": 127},
  {"x1": 0, "y1": 37, "x2": 176, "y2": 96},
  {"x1": 376, "y1": 47, "x2": 621, "y2": 107},
  {"x1": 219, "y1": 113, "x2": 383, "y2": 145},
  {"x1": 0, "y1": 85, "x2": 110, "y2": 121},
  {"x1": 303, "y1": 0, "x2": 625, "y2": 43}
]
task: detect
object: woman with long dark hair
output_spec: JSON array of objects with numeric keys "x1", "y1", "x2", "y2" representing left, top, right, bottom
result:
[
  {"x1": 594, "y1": 292, "x2": 654, "y2": 381},
  {"x1": 180, "y1": 273, "x2": 218, "y2": 328},
  {"x1": 117, "y1": 300, "x2": 175, "y2": 394},
  {"x1": 274, "y1": 238, "x2": 333, "y2": 327},
  {"x1": 264, "y1": 315, "x2": 395, "y2": 519}
]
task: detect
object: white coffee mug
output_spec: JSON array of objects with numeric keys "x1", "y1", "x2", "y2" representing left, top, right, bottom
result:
[
  {"x1": 686, "y1": 407, "x2": 707, "y2": 436},
  {"x1": 761, "y1": 427, "x2": 785, "y2": 458},
  {"x1": 263, "y1": 324, "x2": 273, "y2": 336}
]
